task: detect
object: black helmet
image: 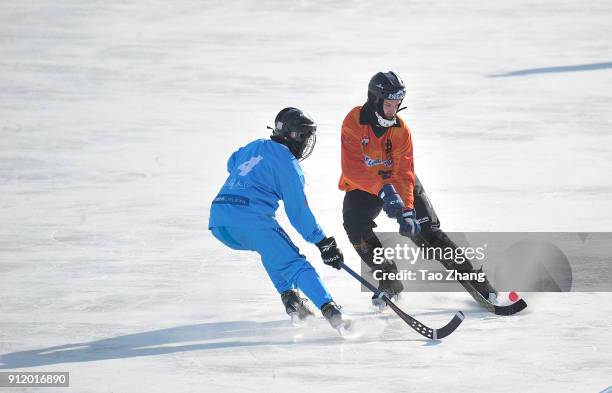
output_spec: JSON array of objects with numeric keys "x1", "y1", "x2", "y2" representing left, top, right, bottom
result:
[
  {"x1": 367, "y1": 71, "x2": 406, "y2": 127},
  {"x1": 270, "y1": 107, "x2": 317, "y2": 161}
]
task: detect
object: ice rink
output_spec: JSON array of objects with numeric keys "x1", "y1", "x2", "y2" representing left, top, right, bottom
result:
[{"x1": 1, "y1": 1, "x2": 611, "y2": 392}]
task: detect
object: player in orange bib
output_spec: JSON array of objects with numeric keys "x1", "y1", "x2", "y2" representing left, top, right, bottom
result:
[{"x1": 339, "y1": 71, "x2": 498, "y2": 309}]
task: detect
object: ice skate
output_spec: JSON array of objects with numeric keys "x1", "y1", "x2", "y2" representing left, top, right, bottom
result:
[
  {"x1": 371, "y1": 260, "x2": 404, "y2": 310},
  {"x1": 281, "y1": 289, "x2": 315, "y2": 325},
  {"x1": 321, "y1": 301, "x2": 352, "y2": 336},
  {"x1": 468, "y1": 267, "x2": 499, "y2": 303}
]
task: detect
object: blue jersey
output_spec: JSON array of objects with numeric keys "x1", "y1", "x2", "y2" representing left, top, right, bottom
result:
[{"x1": 209, "y1": 139, "x2": 325, "y2": 244}]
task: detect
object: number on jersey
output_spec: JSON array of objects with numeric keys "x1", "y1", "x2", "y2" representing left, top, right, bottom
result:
[{"x1": 237, "y1": 155, "x2": 263, "y2": 176}]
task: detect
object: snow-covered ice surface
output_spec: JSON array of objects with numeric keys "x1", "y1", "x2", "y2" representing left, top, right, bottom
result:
[{"x1": 1, "y1": 1, "x2": 611, "y2": 392}]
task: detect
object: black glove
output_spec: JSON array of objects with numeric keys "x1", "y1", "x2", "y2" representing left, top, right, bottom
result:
[
  {"x1": 379, "y1": 184, "x2": 404, "y2": 219},
  {"x1": 316, "y1": 236, "x2": 343, "y2": 270}
]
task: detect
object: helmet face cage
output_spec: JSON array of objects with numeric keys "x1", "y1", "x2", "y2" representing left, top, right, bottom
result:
[{"x1": 297, "y1": 132, "x2": 316, "y2": 161}]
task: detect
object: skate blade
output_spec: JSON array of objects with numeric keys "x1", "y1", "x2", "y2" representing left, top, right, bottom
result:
[
  {"x1": 371, "y1": 300, "x2": 387, "y2": 312},
  {"x1": 289, "y1": 312, "x2": 303, "y2": 327},
  {"x1": 336, "y1": 321, "x2": 356, "y2": 339},
  {"x1": 289, "y1": 312, "x2": 316, "y2": 327}
]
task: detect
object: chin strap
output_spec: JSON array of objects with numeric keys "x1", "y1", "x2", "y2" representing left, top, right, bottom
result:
[{"x1": 374, "y1": 111, "x2": 397, "y2": 127}]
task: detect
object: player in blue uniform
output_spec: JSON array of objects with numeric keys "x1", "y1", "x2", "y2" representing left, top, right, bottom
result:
[{"x1": 209, "y1": 107, "x2": 351, "y2": 331}]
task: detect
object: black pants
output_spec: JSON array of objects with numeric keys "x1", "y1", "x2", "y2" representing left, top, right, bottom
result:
[{"x1": 342, "y1": 175, "x2": 473, "y2": 273}]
